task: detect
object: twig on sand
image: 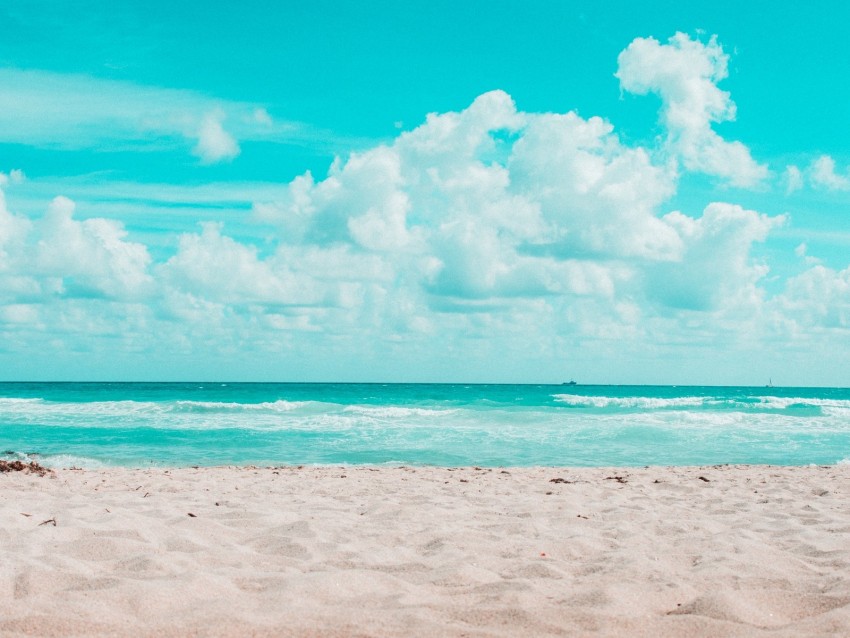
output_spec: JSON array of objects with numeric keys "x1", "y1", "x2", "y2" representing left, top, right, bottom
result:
[
  {"x1": 38, "y1": 517, "x2": 57, "y2": 527},
  {"x1": 605, "y1": 475, "x2": 628, "y2": 484}
]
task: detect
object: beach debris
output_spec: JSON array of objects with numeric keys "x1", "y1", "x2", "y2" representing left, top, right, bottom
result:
[
  {"x1": 549, "y1": 478, "x2": 574, "y2": 484},
  {"x1": 545, "y1": 491, "x2": 553, "y2": 495},
  {"x1": 0, "y1": 460, "x2": 51, "y2": 476},
  {"x1": 20, "y1": 513, "x2": 32, "y2": 517},
  {"x1": 698, "y1": 476, "x2": 710, "y2": 482},
  {"x1": 39, "y1": 517, "x2": 57, "y2": 527},
  {"x1": 459, "y1": 479, "x2": 468, "y2": 483},
  {"x1": 605, "y1": 475, "x2": 628, "y2": 484},
  {"x1": 577, "y1": 514, "x2": 588, "y2": 519},
  {"x1": 143, "y1": 492, "x2": 150, "y2": 498},
  {"x1": 187, "y1": 512, "x2": 197, "y2": 518}
]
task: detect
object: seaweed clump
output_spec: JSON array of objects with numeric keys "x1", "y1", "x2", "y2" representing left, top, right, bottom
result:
[{"x1": 0, "y1": 460, "x2": 52, "y2": 476}]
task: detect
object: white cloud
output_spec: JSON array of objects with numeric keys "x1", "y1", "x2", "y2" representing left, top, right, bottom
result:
[
  {"x1": 616, "y1": 33, "x2": 768, "y2": 188},
  {"x1": 249, "y1": 84, "x2": 787, "y2": 338},
  {"x1": 0, "y1": 189, "x2": 152, "y2": 302},
  {"x1": 252, "y1": 108, "x2": 273, "y2": 126},
  {"x1": 776, "y1": 265, "x2": 850, "y2": 329},
  {"x1": 809, "y1": 155, "x2": 850, "y2": 191},
  {"x1": 160, "y1": 222, "x2": 321, "y2": 306},
  {"x1": 784, "y1": 165, "x2": 803, "y2": 194},
  {"x1": 645, "y1": 203, "x2": 784, "y2": 312},
  {"x1": 193, "y1": 112, "x2": 240, "y2": 164},
  {"x1": 0, "y1": 169, "x2": 25, "y2": 187}
]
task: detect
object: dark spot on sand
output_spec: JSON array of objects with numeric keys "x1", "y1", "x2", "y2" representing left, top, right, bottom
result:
[{"x1": 549, "y1": 478, "x2": 573, "y2": 484}]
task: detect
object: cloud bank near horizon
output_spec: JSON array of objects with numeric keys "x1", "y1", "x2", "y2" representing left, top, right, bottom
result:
[{"x1": 0, "y1": 32, "x2": 848, "y2": 380}]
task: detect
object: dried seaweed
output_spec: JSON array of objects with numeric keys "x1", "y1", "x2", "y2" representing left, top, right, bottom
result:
[{"x1": 0, "y1": 460, "x2": 52, "y2": 476}]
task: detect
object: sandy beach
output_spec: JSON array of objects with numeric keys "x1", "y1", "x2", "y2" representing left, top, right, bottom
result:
[{"x1": 2, "y1": 464, "x2": 849, "y2": 636}]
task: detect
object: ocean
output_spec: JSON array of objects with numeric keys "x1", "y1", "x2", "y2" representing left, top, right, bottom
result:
[{"x1": 1, "y1": 382, "x2": 848, "y2": 468}]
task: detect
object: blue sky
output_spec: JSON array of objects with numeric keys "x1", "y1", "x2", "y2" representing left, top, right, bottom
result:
[{"x1": 1, "y1": 1, "x2": 849, "y2": 384}]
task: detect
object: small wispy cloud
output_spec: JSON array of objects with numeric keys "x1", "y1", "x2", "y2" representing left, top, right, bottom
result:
[
  {"x1": 810, "y1": 155, "x2": 850, "y2": 191},
  {"x1": 0, "y1": 68, "x2": 360, "y2": 161},
  {"x1": 193, "y1": 111, "x2": 240, "y2": 164}
]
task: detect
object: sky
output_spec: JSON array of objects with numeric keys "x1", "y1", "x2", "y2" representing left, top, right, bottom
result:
[{"x1": 0, "y1": 1, "x2": 849, "y2": 385}]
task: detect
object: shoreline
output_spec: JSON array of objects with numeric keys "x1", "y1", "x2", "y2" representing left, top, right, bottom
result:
[{"x1": 2, "y1": 464, "x2": 849, "y2": 636}]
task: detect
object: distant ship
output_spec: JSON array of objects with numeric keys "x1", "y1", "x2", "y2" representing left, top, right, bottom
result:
[{"x1": 562, "y1": 380, "x2": 578, "y2": 386}]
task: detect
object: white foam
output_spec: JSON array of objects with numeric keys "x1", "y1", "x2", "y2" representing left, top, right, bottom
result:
[
  {"x1": 755, "y1": 396, "x2": 850, "y2": 411},
  {"x1": 552, "y1": 394, "x2": 706, "y2": 409},
  {"x1": 552, "y1": 393, "x2": 850, "y2": 413},
  {"x1": 40, "y1": 454, "x2": 106, "y2": 469},
  {"x1": 172, "y1": 399, "x2": 314, "y2": 412},
  {"x1": 342, "y1": 406, "x2": 457, "y2": 418}
]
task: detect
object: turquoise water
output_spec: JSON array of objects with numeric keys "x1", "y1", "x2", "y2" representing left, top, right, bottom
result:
[{"x1": 1, "y1": 383, "x2": 849, "y2": 468}]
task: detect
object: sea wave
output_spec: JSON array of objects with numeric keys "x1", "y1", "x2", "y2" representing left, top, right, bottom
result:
[
  {"x1": 552, "y1": 393, "x2": 850, "y2": 413},
  {"x1": 552, "y1": 394, "x2": 707, "y2": 409},
  {"x1": 171, "y1": 399, "x2": 316, "y2": 413},
  {"x1": 341, "y1": 406, "x2": 458, "y2": 418},
  {"x1": 0, "y1": 398, "x2": 324, "y2": 416}
]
